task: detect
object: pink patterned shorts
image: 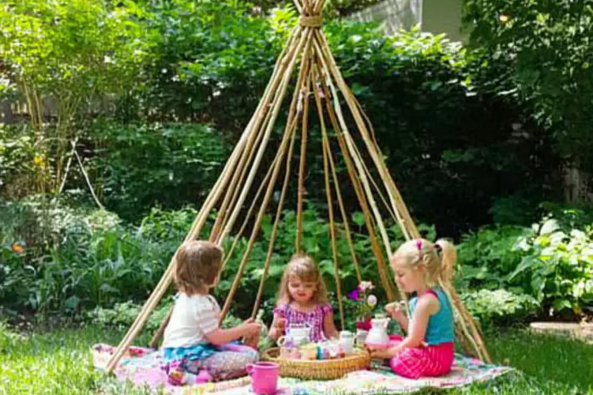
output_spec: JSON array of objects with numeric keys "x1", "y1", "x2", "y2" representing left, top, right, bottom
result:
[{"x1": 390, "y1": 341, "x2": 454, "y2": 379}]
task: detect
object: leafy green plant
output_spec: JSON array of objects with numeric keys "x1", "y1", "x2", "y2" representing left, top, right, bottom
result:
[
  {"x1": 510, "y1": 218, "x2": 593, "y2": 316},
  {"x1": 0, "y1": 242, "x2": 36, "y2": 311},
  {"x1": 88, "y1": 123, "x2": 229, "y2": 221},
  {"x1": 457, "y1": 225, "x2": 528, "y2": 291},
  {"x1": 86, "y1": 300, "x2": 173, "y2": 333},
  {"x1": 0, "y1": 124, "x2": 38, "y2": 200},
  {"x1": 460, "y1": 289, "x2": 539, "y2": 328}
]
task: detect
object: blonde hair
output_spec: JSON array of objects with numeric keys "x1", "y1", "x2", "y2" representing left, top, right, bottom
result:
[
  {"x1": 392, "y1": 238, "x2": 457, "y2": 287},
  {"x1": 174, "y1": 240, "x2": 224, "y2": 295},
  {"x1": 277, "y1": 254, "x2": 329, "y2": 305}
]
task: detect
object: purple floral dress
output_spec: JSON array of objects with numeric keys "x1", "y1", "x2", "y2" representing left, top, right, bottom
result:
[{"x1": 273, "y1": 303, "x2": 333, "y2": 342}]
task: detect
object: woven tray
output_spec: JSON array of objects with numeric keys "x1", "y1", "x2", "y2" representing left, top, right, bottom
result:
[{"x1": 260, "y1": 347, "x2": 371, "y2": 380}]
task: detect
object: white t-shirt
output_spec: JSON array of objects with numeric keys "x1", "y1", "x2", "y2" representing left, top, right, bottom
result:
[{"x1": 162, "y1": 293, "x2": 220, "y2": 348}]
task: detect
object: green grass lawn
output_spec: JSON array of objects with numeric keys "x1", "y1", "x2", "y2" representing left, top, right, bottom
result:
[{"x1": 1, "y1": 324, "x2": 592, "y2": 394}]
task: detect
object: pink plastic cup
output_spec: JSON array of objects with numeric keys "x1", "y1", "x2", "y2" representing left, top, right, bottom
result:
[{"x1": 246, "y1": 362, "x2": 279, "y2": 395}]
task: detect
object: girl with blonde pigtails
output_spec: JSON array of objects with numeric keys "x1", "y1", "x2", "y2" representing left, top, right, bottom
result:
[{"x1": 372, "y1": 239, "x2": 457, "y2": 379}]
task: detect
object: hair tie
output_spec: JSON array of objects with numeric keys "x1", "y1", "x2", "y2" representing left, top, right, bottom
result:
[
  {"x1": 416, "y1": 239, "x2": 423, "y2": 257},
  {"x1": 435, "y1": 244, "x2": 442, "y2": 253}
]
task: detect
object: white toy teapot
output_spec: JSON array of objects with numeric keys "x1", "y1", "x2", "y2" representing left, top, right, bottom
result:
[{"x1": 364, "y1": 315, "x2": 390, "y2": 350}]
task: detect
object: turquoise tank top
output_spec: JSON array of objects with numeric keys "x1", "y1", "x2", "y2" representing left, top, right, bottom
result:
[{"x1": 408, "y1": 288, "x2": 454, "y2": 345}]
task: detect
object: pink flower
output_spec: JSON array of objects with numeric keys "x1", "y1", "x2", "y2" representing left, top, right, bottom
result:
[{"x1": 359, "y1": 281, "x2": 374, "y2": 292}]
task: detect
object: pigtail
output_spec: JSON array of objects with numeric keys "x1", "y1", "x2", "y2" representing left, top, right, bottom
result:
[{"x1": 435, "y1": 239, "x2": 457, "y2": 284}]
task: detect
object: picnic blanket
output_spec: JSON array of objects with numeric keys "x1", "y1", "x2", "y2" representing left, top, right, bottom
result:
[{"x1": 92, "y1": 344, "x2": 512, "y2": 395}]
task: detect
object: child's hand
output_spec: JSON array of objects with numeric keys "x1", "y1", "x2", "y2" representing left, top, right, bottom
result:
[
  {"x1": 371, "y1": 347, "x2": 397, "y2": 360},
  {"x1": 385, "y1": 301, "x2": 406, "y2": 322},
  {"x1": 274, "y1": 317, "x2": 286, "y2": 331},
  {"x1": 241, "y1": 318, "x2": 262, "y2": 337}
]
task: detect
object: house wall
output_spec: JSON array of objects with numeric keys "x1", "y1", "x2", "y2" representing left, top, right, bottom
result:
[
  {"x1": 422, "y1": 0, "x2": 463, "y2": 41},
  {"x1": 350, "y1": 0, "x2": 422, "y2": 34},
  {"x1": 350, "y1": 0, "x2": 463, "y2": 42}
]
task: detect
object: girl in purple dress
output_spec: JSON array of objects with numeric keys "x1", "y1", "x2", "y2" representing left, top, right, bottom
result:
[{"x1": 268, "y1": 254, "x2": 338, "y2": 343}]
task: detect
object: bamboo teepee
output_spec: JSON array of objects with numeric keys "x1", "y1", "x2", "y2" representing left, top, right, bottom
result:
[{"x1": 105, "y1": 0, "x2": 490, "y2": 373}]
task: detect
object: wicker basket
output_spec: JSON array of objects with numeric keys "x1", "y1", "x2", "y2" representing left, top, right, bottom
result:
[{"x1": 260, "y1": 347, "x2": 371, "y2": 380}]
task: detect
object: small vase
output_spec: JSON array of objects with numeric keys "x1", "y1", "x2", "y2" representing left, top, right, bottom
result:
[{"x1": 356, "y1": 329, "x2": 369, "y2": 346}]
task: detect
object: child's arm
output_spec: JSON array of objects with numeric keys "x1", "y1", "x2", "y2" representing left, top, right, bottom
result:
[
  {"x1": 372, "y1": 295, "x2": 439, "y2": 359},
  {"x1": 323, "y1": 312, "x2": 339, "y2": 339},
  {"x1": 267, "y1": 313, "x2": 286, "y2": 341},
  {"x1": 205, "y1": 319, "x2": 261, "y2": 346}
]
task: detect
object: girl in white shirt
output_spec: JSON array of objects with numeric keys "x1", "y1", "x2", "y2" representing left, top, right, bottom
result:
[{"x1": 162, "y1": 241, "x2": 261, "y2": 385}]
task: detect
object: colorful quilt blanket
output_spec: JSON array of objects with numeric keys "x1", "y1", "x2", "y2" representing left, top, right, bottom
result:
[{"x1": 92, "y1": 344, "x2": 512, "y2": 395}]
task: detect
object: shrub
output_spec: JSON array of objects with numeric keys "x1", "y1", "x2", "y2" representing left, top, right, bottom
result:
[
  {"x1": 457, "y1": 225, "x2": 528, "y2": 291},
  {"x1": 0, "y1": 124, "x2": 38, "y2": 200},
  {"x1": 460, "y1": 289, "x2": 539, "y2": 328},
  {"x1": 459, "y1": 207, "x2": 593, "y2": 319},
  {"x1": 463, "y1": 0, "x2": 593, "y2": 173},
  {"x1": 0, "y1": 242, "x2": 36, "y2": 311},
  {"x1": 87, "y1": 123, "x2": 230, "y2": 222},
  {"x1": 1, "y1": 198, "x2": 428, "y2": 318},
  {"x1": 0, "y1": 199, "x2": 181, "y2": 312},
  {"x1": 511, "y1": 217, "x2": 593, "y2": 317},
  {"x1": 86, "y1": 300, "x2": 173, "y2": 333}
]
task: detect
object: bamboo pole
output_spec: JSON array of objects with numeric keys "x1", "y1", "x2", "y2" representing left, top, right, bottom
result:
[
  {"x1": 322, "y1": 118, "x2": 362, "y2": 283},
  {"x1": 315, "y1": 31, "x2": 418, "y2": 240},
  {"x1": 313, "y1": 35, "x2": 411, "y2": 304},
  {"x1": 313, "y1": 68, "x2": 345, "y2": 329},
  {"x1": 312, "y1": 36, "x2": 396, "y2": 252},
  {"x1": 218, "y1": 146, "x2": 282, "y2": 267},
  {"x1": 149, "y1": 309, "x2": 173, "y2": 349},
  {"x1": 314, "y1": 44, "x2": 400, "y2": 304},
  {"x1": 314, "y1": 0, "x2": 326, "y2": 14},
  {"x1": 211, "y1": 28, "x2": 301, "y2": 242},
  {"x1": 252, "y1": 107, "x2": 300, "y2": 318},
  {"x1": 296, "y1": 78, "x2": 311, "y2": 253},
  {"x1": 316, "y1": 75, "x2": 398, "y2": 302},
  {"x1": 251, "y1": 41, "x2": 314, "y2": 315},
  {"x1": 301, "y1": 0, "x2": 311, "y2": 14},
  {"x1": 292, "y1": 0, "x2": 303, "y2": 14},
  {"x1": 448, "y1": 286, "x2": 491, "y2": 362},
  {"x1": 349, "y1": 139, "x2": 398, "y2": 223},
  {"x1": 219, "y1": 27, "x2": 310, "y2": 242},
  {"x1": 220, "y1": 101, "x2": 300, "y2": 323},
  {"x1": 220, "y1": 29, "x2": 315, "y2": 321}
]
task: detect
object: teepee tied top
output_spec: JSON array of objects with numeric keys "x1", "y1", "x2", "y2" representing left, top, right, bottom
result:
[{"x1": 104, "y1": 0, "x2": 490, "y2": 373}]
